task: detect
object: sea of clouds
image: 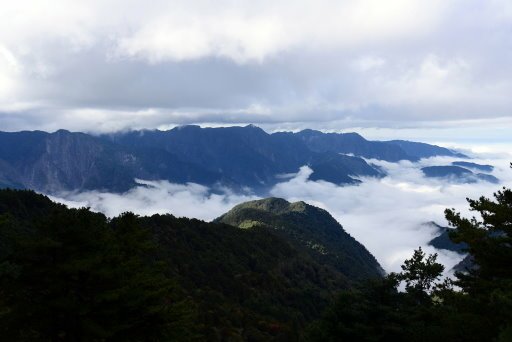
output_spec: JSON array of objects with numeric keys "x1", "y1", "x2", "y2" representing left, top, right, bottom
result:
[{"x1": 51, "y1": 144, "x2": 512, "y2": 274}]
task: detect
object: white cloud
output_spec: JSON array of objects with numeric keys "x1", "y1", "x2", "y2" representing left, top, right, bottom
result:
[
  {"x1": 50, "y1": 145, "x2": 512, "y2": 275},
  {"x1": 51, "y1": 179, "x2": 258, "y2": 221},
  {"x1": 1, "y1": 0, "x2": 512, "y2": 136},
  {"x1": 0, "y1": 0, "x2": 449, "y2": 64},
  {"x1": 116, "y1": 13, "x2": 286, "y2": 64},
  {"x1": 378, "y1": 55, "x2": 510, "y2": 111},
  {"x1": 353, "y1": 56, "x2": 386, "y2": 72},
  {"x1": 0, "y1": 45, "x2": 21, "y2": 101},
  {"x1": 270, "y1": 153, "x2": 512, "y2": 274},
  {"x1": 113, "y1": 0, "x2": 448, "y2": 63}
]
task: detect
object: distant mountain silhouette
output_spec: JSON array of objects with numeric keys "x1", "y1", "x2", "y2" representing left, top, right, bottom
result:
[
  {"x1": 425, "y1": 222, "x2": 467, "y2": 254},
  {"x1": 279, "y1": 130, "x2": 414, "y2": 162},
  {"x1": 386, "y1": 140, "x2": 468, "y2": 159},
  {"x1": 0, "y1": 125, "x2": 467, "y2": 193},
  {"x1": 422, "y1": 165, "x2": 499, "y2": 183},
  {"x1": 451, "y1": 161, "x2": 494, "y2": 172}
]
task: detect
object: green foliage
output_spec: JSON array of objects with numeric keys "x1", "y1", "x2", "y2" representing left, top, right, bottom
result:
[
  {"x1": 4, "y1": 171, "x2": 512, "y2": 342},
  {"x1": 442, "y1": 181, "x2": 512, "y2": 341},
  {"x1": 306, "y1": 277, "x2": 405, "y2": 342},
  {"x1": 144, "y1": 213, "x2": 355, "y2": 341},
  {"x1": 305, "y1": 248, "x2": 446, "y2": 342},
  {"x1": 217, "y1": 197, "x2": 383, "y2": 282},
  {"x1": 394, "y1": 247, "x2": 444, "y2": 300},
  {"x1": 0, "y1": 190, "x2": 384, "y2": 341},
  {"x1": 0, "y1": 190, "x2": 196, "y2": 341}
]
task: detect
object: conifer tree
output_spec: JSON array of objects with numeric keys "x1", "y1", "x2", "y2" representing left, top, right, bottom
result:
[{"x1": 444, "y1": 168, "x2": 512, "y2": 341}]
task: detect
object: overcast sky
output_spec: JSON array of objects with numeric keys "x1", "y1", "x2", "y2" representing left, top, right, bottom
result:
[{"x1": 1, "y1": 0, "x2": 512, "y2": 140}]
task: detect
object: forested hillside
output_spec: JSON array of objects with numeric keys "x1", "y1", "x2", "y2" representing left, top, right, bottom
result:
[
  {"x1": 216, "y1": 198, "x2": 382, "y2": 281},
  {"x1": 0, "y1": 190, "x2": 381, "y2": 341},
  {"x1": 1, "y1": 175, "x2": 510, "y2": 341}
]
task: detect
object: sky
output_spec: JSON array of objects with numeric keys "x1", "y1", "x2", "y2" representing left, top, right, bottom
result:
[
  {"x1": 1, "y1": 0, "x2": 512, "y2": 141},
  {"x1": 52, "y1": 146, "x2": 512, "y2": 274}
]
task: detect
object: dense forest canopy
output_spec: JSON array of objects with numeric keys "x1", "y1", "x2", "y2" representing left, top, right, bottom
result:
[
  {"x1": 1, "y1": 171, "x2": 511, "y2": 341},
  {"x1": 0, "y1": 190, "x2": 380, "y2": 341}
]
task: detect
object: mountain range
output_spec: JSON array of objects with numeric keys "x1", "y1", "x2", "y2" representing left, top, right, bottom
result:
[{"x1": 0, "y1": 125, "x2": 467, "y2": 194}]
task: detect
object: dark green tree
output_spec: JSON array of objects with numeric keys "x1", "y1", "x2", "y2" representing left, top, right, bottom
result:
[
  {"x1": 305, "y1": 248, "x2": 445, "y2": 342},
  {"x1": 304, "y1": 276, "x2": 406, "y2": 342},
  {"x1": 393, "y1": 247, "x2": 444, "y2": 302},
  {"x1": 444, "y1": 177, "x2": 512, "y2": 341},
  {"x1": 0, "y1": 207, "x2": 197, "y2": 341}
]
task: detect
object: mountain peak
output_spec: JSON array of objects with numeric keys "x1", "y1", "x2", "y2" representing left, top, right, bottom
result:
[
  {"x1": 226, "y1": 197, "x2": 308, "y2": 216},
  {"x1": 53, "y1": 129, "x2": 72, "y2": 135},
  {"x1": 298, "y1": 128, "x2": 323, "y2": 135},
  {"x1": 245, "y1": 124, "x2": 261, "y2": 129},
  {"x1": 172, "y1": 125, "x2": 201, "y2": 131},
  {"x1": 217, "y1": 197, "x2": 384, "y2": 280},
  {"x1": 225, "y1": 124, "x2": 267, "y2": 135}
]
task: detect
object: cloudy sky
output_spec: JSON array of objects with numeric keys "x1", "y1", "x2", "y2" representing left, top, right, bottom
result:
[{"x1": 1, "y1": 0, "x2": 511, "y2": 141}]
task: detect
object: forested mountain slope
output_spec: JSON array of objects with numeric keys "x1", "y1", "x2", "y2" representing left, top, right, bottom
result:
[{"x1": 0, "y1": 189, "x2": 382, "y2": 340}]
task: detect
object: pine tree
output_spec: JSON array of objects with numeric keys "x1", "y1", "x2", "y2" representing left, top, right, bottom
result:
[
  {"x1": 444, "y1": 174, "x2": 512, "y2": 341},
  {"x1": 393, "y1": 247, "x2": 444, "y2": 302}
]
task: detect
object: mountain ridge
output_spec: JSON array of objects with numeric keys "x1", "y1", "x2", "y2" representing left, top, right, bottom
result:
[{"x1": 0, "y1": 125, "x2": 467, "y2": 194}]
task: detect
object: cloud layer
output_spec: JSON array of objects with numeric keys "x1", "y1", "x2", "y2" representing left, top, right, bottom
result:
[
  {"x1": 1, "y1": 0, "x2": 512, "y2": 139},
  {"x1": 52, "y1": 145, "x2": 512, "y2": 274}
]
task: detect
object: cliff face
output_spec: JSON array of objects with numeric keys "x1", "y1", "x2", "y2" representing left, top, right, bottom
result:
[{"x1": 0, "y1": 130, "x2": 137, "y2": 192}]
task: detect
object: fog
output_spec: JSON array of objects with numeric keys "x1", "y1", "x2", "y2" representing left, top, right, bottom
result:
[
  {"x1": 51, "y1": 180, "x2": 257, "y2": 221},
  {"x1": 51, "y1": 146, "x2": 512, "y2": 274},
  {"x1": 271, "y1": 154, "x2": 512, "y2": 273}
]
